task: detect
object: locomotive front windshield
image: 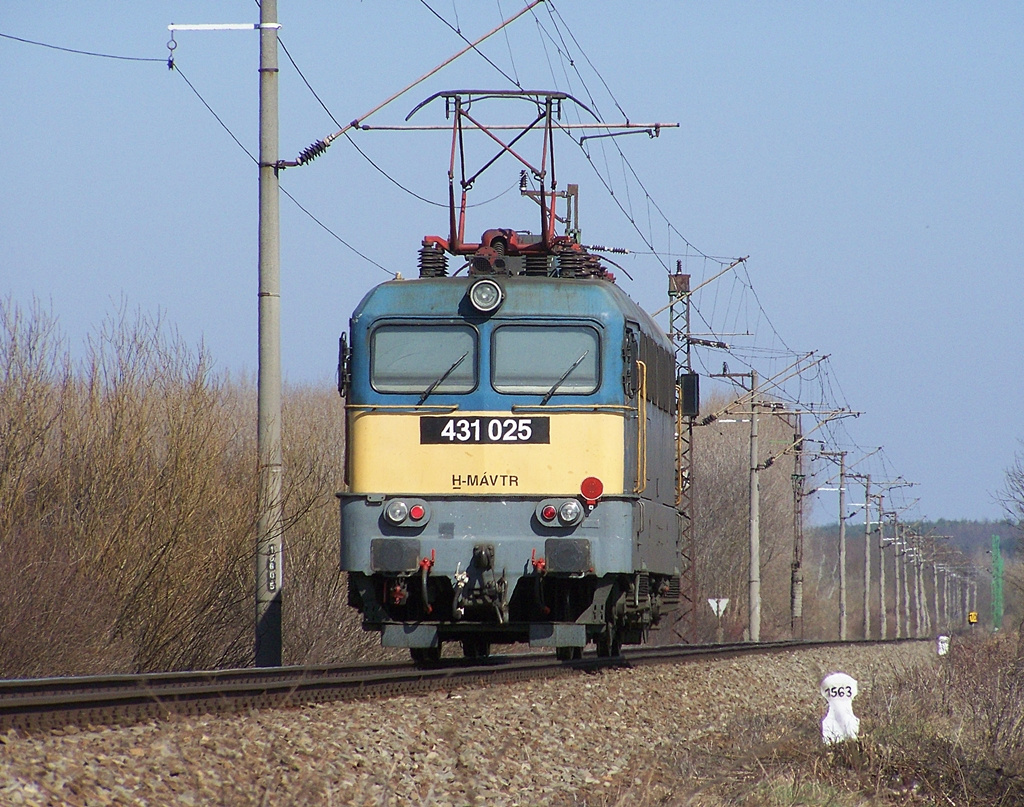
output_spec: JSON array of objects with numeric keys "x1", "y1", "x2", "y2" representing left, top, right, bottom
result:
[
  {"x1": 371, "y1": 324, "x2": 477, "y2": 394},
  {"x1": 491, "y1": 324, "x2": 600, "y2": 395}
]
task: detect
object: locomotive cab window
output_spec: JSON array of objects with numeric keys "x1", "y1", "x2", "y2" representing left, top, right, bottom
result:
[
  {"x1": 491, "y1": 324, "x2": 600, "y2": 396},
  {"x1": 370, "y1": 323, "x2": 477, "y2": 394}
]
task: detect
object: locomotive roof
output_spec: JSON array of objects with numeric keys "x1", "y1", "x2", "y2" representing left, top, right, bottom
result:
[{"x1": 351, "y1": 275, "x2": 670, "y2": 347}]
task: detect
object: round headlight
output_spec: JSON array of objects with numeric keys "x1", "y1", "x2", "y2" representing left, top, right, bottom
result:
[
  {"x1": 468, "y1": 279, "x2": 503, "y2": 313},
  {"x1": 384, "y1": 500, "x2": 409, "y2": 524},
  {"x1": 559, "y1": 499, "x2": 583, "y2": 525}
]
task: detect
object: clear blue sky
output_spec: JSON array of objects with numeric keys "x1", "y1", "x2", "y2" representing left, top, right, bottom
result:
[{"x1": 3, "y1": 3, "x2": 1022, "y2": 523}]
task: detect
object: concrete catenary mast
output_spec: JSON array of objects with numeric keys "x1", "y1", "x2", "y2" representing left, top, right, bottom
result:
[{"x1": 255, "y1": 0, "x2": 284, "y2": 667}]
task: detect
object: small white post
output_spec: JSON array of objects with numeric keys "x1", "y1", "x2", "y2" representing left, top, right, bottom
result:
[
  {"x1": 936, "y1": 635, "x2": 950, "y2": 656},
  {"x1": 820, "y1": 672, "x2": 859, "y2": 744}
]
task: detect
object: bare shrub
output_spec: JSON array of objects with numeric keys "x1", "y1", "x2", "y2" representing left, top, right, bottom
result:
[
  {"x1": 0, "y1": 524, "x2": 133, "y2": 677},
  {"x1": 0, "y1": 297, "x2": 399, "y2": 676},
  {"x1": 0, "y1": 298, "x2": 132, "y2": 675},
  {"x1": 0, "y1": 297, "x2": 68, "y2": 532},
  {"x1": 0, "y1": 301, "x2": 257, "y2": 675},
  {"x1": 999, "y1": 442, "x2": 1024, "y2": 526},
  {"x1": 279, "y1": 385, "x2": 387, "y2": 664},
  {"x1": 44, "y1": 306, "x2": 258, "y2": 672}
]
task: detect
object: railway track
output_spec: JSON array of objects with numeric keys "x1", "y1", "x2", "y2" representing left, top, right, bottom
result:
[{"x1": 0, "y1": 639, "x2": 919, "y2": 734}]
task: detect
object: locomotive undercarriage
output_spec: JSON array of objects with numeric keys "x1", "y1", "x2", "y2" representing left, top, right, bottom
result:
[
  {"x1": 347, "y1": 567, "x2": 672, "y2": 661},
  {"x1": 340, "y1": 494, "x2": 681, "y2": 662}
]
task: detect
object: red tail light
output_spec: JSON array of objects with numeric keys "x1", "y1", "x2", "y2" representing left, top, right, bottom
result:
[{"x1": 581, "y1": 476, "x2": 604, "y2": 506}]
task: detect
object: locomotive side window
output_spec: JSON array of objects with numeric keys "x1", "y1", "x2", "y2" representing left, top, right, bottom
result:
[
  {"x1": 491, "y1": 324, "x2": 600, "y2": 396},
  {"x1": 370, "y1": 324, "x2": 477, "y2": 394}
]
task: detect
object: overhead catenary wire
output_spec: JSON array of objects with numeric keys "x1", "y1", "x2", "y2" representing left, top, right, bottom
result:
[
  {"x1": 0, "y1": 30, "x2": 166, "y2": 62},
  {"x1": 278, "y1": 27, "x2": 525, "y2": 211},
  {"x1": 284, "y1": 0, "x2": 545, "y2": 167},
  {"x1": 272, "y1": 0, "x2": 728, "y2": 289},
  {"x1": 172, "y1": 62, "x2": 258, "y2": 164},
  {"x1": 279, "y1": 187, "x2": 392, "y2": 275},
  {"x1": 532, "y1": 4, "x2": 728, "y2": 271},
  {"x1": 170, "y1": 59, "x2": 392, "y2": 276},
  {"x1": 418, "y1": 0, "x2": 523, "y2": 90},
  {"x1": 171, "y1": 3, "x2": 559, "y2": 271}
]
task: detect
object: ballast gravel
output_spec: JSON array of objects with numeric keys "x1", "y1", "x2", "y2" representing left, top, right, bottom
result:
[{"x1": 0, "y1": 642, "x2": 934, "y2": 806}]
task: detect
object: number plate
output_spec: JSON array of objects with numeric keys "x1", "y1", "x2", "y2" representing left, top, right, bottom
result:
[{"x1": 420, "y1": 416, "x2": 550, "y2": 444}]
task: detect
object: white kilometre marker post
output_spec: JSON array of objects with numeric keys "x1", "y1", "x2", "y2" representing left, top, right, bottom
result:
[{"x1": 820, "y1": 672, "x2": 860, "y2": 744}]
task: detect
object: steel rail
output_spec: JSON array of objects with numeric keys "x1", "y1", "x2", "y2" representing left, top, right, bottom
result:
[{"x1": 0, "y1": 638, "x2": 925, "y2": 734}]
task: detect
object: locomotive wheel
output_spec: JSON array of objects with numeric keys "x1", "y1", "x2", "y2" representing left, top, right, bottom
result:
[
  {"x1": 596, "y1": 624, "x2": 622, "y2": 658},
  {"x1": 410, "y1": 644, "x2": 442, "y2": 664},
  {"x1": 555, "y1": 646, "x2": 583, "y2": 661},
  {"x1": 461, "y1": 638, "x2": 491, "y2": 659}
]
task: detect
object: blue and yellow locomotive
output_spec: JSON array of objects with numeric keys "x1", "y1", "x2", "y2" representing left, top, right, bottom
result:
[{"x1": 338, "y1": 227, "x2": 690, "y2": 661}]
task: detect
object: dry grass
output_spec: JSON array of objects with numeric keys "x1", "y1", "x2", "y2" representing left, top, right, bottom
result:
[{"x1": 557, "y1": 634, "x2": 1024, "y2": 806}]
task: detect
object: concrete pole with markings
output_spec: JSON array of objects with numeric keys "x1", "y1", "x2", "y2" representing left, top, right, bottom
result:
[
  {"x1": 862, "y1": 475, "x2": 871, "y2": 639},
  {"x1": 838, "y1": 453, "x2": 847, "y2": 640},
  {"x1": 900, "y1": 527, "x2": 911, "y2": 637},
  {"x1": 917, "y1": 548, "x2": 925, "y2": 634},
  {"x1": 877, "y1": 497, "x2": 887, "y2": 640},
  {"x1": 917, "y1": 551, "x2": 927, "y2": 636},
  {"x1": 820, "y1": 450, "x2": 848, "y2": 641},
  {"x1": 790, "y1": 416, "x2": 805, "y2": 640},
  {"x1": 748, "y1": 370, "x2": 760, "y2": 643},
  {"x1": 893, "y1": 527, "x2": 903, "y2": 640},
  {"x1": 255, "y1": 0, "x2": 284, "y2": 667}
]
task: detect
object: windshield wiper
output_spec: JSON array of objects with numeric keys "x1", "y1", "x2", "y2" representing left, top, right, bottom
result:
[
  {"x1": 539, "y1": 350, "x2": 589, "y2": 405},
  {"x1": 417, "y1": 351, "x2": 469, "y2": 405}
]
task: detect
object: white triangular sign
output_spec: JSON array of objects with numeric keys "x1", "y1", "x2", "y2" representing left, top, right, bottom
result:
[{"x1": 707, "y1": 598, "x2": 729, "y2": 617}]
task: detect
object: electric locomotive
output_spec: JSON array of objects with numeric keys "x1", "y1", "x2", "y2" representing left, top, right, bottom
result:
[{"x1": 338, "y1": 228, "x2": 690, "y2": 660}]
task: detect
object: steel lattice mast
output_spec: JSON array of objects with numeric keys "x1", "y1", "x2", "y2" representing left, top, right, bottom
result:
[{"x1": 669, "y1": 269, "x2": 697, "y2": 642}]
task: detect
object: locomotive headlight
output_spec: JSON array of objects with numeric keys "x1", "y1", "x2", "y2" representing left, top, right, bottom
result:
[
  {"x1": 558, "y1": 500, "x2": 583, "y2": 525},
  {"x1": 384, "y1": 500, "x2": 409, "y2": 525},
  {"x1": 536, "y1": 498, "x2": 583, "y2": 527},
  {"x1": 468, "y1": 278, "x2": 503, "y2": 313}
]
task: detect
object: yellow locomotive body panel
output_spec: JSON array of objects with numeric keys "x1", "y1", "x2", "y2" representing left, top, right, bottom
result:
[{"x1": 348, "y1": 410, "x2": 626, "y2": 496}]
